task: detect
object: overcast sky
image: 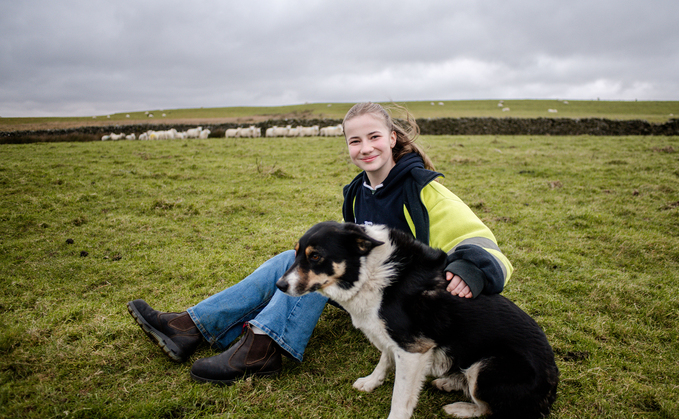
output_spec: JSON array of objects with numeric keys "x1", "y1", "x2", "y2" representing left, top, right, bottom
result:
[{"x1": 1, "y1": 0, "x2": 677, "y2": 117}]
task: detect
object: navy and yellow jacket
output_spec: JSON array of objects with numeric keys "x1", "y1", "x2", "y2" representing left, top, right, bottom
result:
[{"x1": 342, "y1": 153, "x2": 513, "y2": 297}]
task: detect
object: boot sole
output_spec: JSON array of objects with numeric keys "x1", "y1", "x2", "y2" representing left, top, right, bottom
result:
[
  {"x1": 127, "y1": 301, "x2": 185, "y2": 363},
  {"x1": 189, "y1": 368, "x2": 281, "y2": 385}
]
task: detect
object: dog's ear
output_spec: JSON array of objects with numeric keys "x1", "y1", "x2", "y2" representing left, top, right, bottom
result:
[
  {"x1": 344, "y1": 223, "x2": 384, "y2": 255},
  {"x1": 356, "y1": 236, "x2": 383, "y2": 255}
]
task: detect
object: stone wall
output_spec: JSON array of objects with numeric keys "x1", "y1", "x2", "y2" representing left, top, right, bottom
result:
[
  {"x1": 416, "y1": 117, "x2": 679, "y2": 136},
  {"x1": 2, "y1": 117, "x2": 677, "y2": 144}
]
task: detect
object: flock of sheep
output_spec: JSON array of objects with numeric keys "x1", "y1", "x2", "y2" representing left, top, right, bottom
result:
[
  {"x1": 98, "y1": 102, "x2": 574, "y2": 142},
  {"x1": 267, "y1": 124, "x2": 343, "y2": 137},
  {"x1": 100, "y1": 124, "x2": 344, "y2": 141},
  {"x1": 222, "y1": 124, "x2": 344, "y2": 138},
  {"x1": 101, "y1": 127, "x2": 210, "y2": 141}
]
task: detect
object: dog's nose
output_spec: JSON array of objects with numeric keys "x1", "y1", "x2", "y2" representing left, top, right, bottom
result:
[{"x1": 276, "y1": 279, "x2": 288, "y2": 293}]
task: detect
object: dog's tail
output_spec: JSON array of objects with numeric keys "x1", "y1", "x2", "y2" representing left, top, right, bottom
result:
[{"x1": 481, "y1": 359, "x2": 559, "y2": 419}]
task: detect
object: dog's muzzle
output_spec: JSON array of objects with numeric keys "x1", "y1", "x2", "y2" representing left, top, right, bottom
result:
[{"x1": 276, "y1": 272, "x2": 301, "y2": 296}]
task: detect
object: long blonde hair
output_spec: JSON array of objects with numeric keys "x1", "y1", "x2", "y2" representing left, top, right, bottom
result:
[{"x1": 342, "y1": 102, "x2": 435, "y2": 171}]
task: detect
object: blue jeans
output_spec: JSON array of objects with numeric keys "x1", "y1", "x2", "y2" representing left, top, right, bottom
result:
[{"x1": 186, "y1": 250, "x2": 329, "y2": 362}]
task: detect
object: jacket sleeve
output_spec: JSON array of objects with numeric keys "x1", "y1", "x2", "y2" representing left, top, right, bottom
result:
[{"x1": 407, "y1": 181, "x2": 513, "y2": 297}]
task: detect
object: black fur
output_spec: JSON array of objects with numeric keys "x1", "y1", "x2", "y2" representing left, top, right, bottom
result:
[
  {"x1": 278, "y1": 221, "x2": 559, "y2": 418},
  {"x1": 382, "y1": 228, "x2": 558, "y2": 418}
]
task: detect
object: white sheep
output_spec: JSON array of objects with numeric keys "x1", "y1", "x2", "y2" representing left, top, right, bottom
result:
[
  {"x1": 287, "y1": 126, "x2": 302, "y2": 137},
  {"x1": 548, "y1": 109, "x2": 558, "y2": 113},
  {"x1": 101, "y1": 135, "x2": 111, "y2": 141},
  {"x1": 239, "y1": 126, "x2": 260, "y2": 138},
  {"x1": 502, "y1": 107, "x2": 510, "y2": 112},
  {"x1": 265, "y1": 127, "x2": 276, "y2": 138},
  {"x1": 225, "y1": 128, "x2": 239, "y2": 138},
  {"x1": 272, "y1": 126, "x2": 290, "y2": 137},
  {"x1": 236, "y1": 127, "x2": 253, "y2": 138},
  {"x1": 162, "y1": 130, "x2": 172, "y2": 139},
  {"x1": 299, "y1": 125, "x2": 320, "y2": 137},
  {"x1": 186, "y1": 127, "x2": 202, "y2": 138},
  {"x1": 321, "y1": 124, "x2": 343, "y2": 136},
  {"x1": 199, "y1": 129, "x2": 211, "y2": 139},
  {"x1": 126, "y1": 133, "x2": 136, "y2": 141},
  {"x1": 139, "y1": 132, "x2": 149, "y2": 141}
]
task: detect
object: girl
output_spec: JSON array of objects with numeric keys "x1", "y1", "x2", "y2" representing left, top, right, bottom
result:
[{"x1": 127, "y1": 102, "x2": 513, "y2": 385}]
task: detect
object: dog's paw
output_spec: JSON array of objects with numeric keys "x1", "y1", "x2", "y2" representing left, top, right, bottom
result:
[
  {"x1": 353, "y1": 375, "x2": 383, "y2": 392},
  {"x1": 442, "y1": 402, "x2": 490, "y2": 418},
  {"x1": 432, "y1": 376, "x2": 465, "y2": 392}
]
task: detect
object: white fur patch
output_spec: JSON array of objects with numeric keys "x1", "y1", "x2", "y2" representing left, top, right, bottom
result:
[
  {"x1": 464, "y1": 361, "x2": 485, "y2": 403},
  {"x1": 432, "y1": 373, "x2": 466, "y2": 393},
  {"x1": 320, "y1": 225, "x2": 397, "y2": 315},
  {"x1": 438, "y1": 360, "x2": 491, "y2": 417},
  {"x1": 442, "y1": 401, "x2": 491, "y2": 418},
  {"x1": 428, "y1": 348, "x2": 453, "y2": 378},
  {"x1": 281, "y1": 269, "x2": 302, "y2": 296}
]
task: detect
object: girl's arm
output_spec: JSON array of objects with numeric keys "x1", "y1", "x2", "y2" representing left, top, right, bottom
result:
[{"x1": 414, "y1": 181, "x2": 514, "y2": 298}]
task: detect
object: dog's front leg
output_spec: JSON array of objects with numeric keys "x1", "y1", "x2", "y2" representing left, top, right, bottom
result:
[
  {"x1": 387, "y1": 349, "x2": 433, "y2": 419},
  {"x1": 353, "y1": 349, "x2": 393, "y2": 392}
]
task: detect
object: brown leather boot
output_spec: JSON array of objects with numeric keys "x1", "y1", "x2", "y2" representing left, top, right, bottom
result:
[
  {"x1": 190, "y1": 324, "x2": 282, "y2": 385},
  {"x1": 127, "y1": 299, "x2": 203, "y2": 362}
]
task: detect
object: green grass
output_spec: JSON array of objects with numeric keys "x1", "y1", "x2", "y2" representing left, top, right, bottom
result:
[
  {"x1": 1, "y1": 134, "x2": 678, "y2": 418},
  {"x1": 2, "y1": 100, "x2": 678, "y2": 129},
  {"x1": 401, "y1": 100, "x2": 679, "y2": 122}
]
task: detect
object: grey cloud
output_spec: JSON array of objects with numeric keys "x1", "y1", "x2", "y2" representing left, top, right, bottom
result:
[{"x1": 1, "y1": 0, "x2": 677, "y2": 117}]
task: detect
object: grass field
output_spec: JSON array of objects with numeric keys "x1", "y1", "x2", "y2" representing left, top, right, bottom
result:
[
  {"x1": 2, "y1": 100, "x2": 678, "y2": 131},
  {"x1": 1, "y1": 134, "x2": 678, "y2": 418}
]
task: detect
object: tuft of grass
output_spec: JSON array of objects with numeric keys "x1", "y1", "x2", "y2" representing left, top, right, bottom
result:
[{"x1": 1, "y1": 134, "x2": 678, "y2": 418}]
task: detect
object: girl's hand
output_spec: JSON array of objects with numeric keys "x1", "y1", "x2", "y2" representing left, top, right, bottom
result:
[{"x1": 446, "y1": 272, "x2": 473, "y2": 298}]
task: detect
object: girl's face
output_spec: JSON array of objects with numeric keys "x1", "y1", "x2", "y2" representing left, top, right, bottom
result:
[{"x1": 344, "y1": 113, "x2": 397, "y2": 187}]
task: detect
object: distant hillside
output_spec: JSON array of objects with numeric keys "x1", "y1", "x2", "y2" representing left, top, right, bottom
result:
[{"x1": 2, "y1": 100, "x2": 678, "y2": 132}]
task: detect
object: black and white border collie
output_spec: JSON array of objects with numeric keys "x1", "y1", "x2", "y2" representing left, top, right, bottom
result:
[{"x1": 277, "y1": 221, "x2": 558, "y2": 419}]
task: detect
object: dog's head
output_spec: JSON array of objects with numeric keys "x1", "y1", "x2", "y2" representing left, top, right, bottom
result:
[{"x1": 276, "y1": 221, "x2": 384, "y2": 298}]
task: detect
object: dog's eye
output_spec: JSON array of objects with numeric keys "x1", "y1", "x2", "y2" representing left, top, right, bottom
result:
[{"x1": 308, "y1": 252, "x2": 321, "y2": 262}]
